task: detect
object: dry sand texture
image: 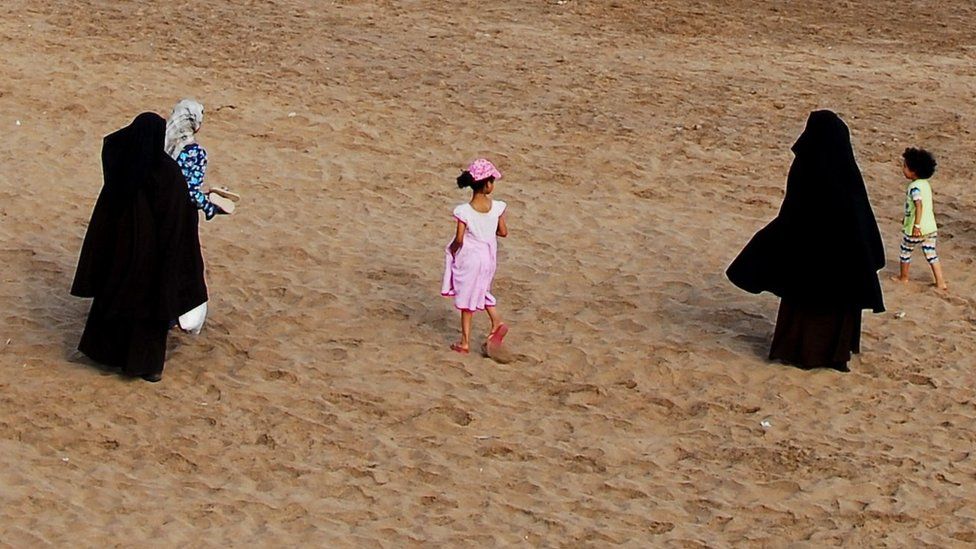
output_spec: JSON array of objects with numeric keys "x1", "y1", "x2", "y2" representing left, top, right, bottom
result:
[{"x1": 2, "y1": 0, "x2": 976, "y2": 545}]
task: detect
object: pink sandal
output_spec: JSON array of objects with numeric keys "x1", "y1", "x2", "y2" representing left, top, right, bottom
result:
[
  {"x1": 486, "y1": 324, "x2": 508, "y2": 355},
  {"x1": 450, "y1": 343, "x2": 469, "y2": 354},
  {"x1": 488, "y1": 324, "x2": 508, "y2": 345}
]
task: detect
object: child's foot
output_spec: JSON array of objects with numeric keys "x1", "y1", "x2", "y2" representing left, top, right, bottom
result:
[
  {"x1": 487, "y1": 323, "x2": 508, "y2": 345},
  {"x1": 889, "y1": 276, "x2": 909, "y2": 283},
  {"x1": 933, "y1": 282, "x2": 949, "y2": 292},
  {"x1": 487, "y1": 323, "x2": 506, "y2": 338},
  {"x1": 485, "y1": 324, "x2": 509, "y2": 357},
  {"x1": 450, "y1": 342, "x2": 469, "y2": 354}
]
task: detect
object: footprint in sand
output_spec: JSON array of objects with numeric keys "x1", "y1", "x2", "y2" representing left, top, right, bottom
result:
[{"x1": 482, "y1": 341, "x2": 513, "y2": 363}]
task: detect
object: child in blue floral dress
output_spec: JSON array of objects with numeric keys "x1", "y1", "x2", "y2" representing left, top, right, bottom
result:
[{"x1": 177, "y1": 142, "x2": 219, "y2": 219}]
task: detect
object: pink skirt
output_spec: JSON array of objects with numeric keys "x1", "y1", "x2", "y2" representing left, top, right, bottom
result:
[{"x1": 441, "y1": 237, "x2": 497, "y2": 311}]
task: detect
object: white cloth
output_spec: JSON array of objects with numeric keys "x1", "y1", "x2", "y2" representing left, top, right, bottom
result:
[
  {"x1": 178, "y1": 302, "x2": 208, "y2": 334},
  {"x1": 165, "y1": 99, "x2": 204, "y2": 159}
]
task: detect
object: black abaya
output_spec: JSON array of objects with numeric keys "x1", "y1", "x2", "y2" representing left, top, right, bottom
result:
[
  {"x1": 71, "y1": 113, "x2": 207, "y2": 379},
  {"x1": 726, "y1": 110, "x2": 884, "y2": 370},
  {"x1": 769, "y1": 300, "x2": 861, "y2": 371}
]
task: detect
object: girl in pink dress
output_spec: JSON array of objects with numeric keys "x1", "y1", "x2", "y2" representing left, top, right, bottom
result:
[{"x1": 441, "y1": 159, "x2": 509, "y2": 354}]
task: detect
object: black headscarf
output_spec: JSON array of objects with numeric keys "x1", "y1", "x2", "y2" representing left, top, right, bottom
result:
[
  {"x1": 71, "y1": 112, "x2": 207, "y2": 323},
  {"x1": 726, "y1": 110, "x2": 885, "y2": 313}
]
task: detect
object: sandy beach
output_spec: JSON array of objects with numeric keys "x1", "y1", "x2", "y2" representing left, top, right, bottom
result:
[{"x1": 1, "y1": 0, "x2": 975, "y2": 545}]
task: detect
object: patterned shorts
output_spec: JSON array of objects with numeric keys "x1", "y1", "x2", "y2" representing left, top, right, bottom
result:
[{"x1": 899, "y1": 232, "x2": 938, "y2": 264}]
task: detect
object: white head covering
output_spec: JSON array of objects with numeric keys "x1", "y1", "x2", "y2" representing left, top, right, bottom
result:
[{"x1": 164, "y1": 99, "x2": 204, "y2": 159}]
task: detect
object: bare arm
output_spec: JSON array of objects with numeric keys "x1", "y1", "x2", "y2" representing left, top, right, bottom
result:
[
  {"x1": 912, "y1": 199, "x2": 923, "y2": 237},
  {"x1": 449, "y1": 220, "x2": 465, "y2": 256},
  {"x1": 496, "y1": 213, "x2": 508, "y2": 237}
]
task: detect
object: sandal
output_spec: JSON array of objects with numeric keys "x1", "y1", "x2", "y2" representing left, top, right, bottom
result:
[
  {"x1": 209, "y1": 193, "x2": 236, "y2": 215},
  {"x1": 210, "y1": 187, "x2": 241, "y2": 202},
  {"x1": 486, "y1": 324, "x2": 508, "y2": 355},
  {"x1": 487, "y1": 324, "x2": 508, "y2": 345},
  {"x1": 450, "y1": 343, "x2": 469, "y2": 354}
]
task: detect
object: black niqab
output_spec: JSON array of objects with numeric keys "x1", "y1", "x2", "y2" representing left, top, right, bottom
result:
[
  {"x1": 71, "y1": 112, "x2": 207, "y2": 377},
  {"x1": 726, "y1": 110, "x2": 885, "y2": 313}
]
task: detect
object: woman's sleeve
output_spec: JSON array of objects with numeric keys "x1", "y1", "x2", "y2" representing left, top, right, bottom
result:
[{"x1": 179, "y1": 147, "x2": 218, "y2": 220}]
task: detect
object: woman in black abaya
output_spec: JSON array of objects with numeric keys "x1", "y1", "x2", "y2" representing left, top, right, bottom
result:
[
  {"x1": 726, "y1": 110, "x2": 885, "y2": 372},
  {"x1": 71, "y1": 113, "x2": 208, "y2": 382}
]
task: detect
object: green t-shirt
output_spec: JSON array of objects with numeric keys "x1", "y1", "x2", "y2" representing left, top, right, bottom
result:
[{"x1": 902, "y1": 178, "x2": 937, "y2": 235}]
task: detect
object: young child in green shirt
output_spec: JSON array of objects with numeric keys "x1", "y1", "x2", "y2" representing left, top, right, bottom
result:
[{"x1": 892, "y1": 147, "x2": 947, "y2": 290}]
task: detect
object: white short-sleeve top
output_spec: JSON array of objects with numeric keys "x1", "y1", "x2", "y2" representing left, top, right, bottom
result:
[{"x1": 454, "y1": 200, "x2": 507, "y2": 242}]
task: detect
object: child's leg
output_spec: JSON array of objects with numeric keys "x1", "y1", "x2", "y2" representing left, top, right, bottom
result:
[
  {"x1": 922, "y1": 234, "x2": 947, "y2": 290},
  {"x1": 930, "y1": 262, "x2": 947, "y2": 290},
  {"x1": 457, "y1": 310, "x2": 473, "y2": 350},
  {"x1": 485, "y1": 306, "x2": 504, "y2": 336},
  {"x1": 894, "y1": 262, "x2": 910, "y2": 282},
  {"x1": 893, "y1": 234, "x2": 918, "y2": 282}
]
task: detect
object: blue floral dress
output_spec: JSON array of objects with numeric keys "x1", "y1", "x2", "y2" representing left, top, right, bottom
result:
[{"x1": 176, "y1": 143, "x2": 217, "y2": 220}]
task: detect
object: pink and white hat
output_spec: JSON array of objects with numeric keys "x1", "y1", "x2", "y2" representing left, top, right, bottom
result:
[{"x1": 467, "y1": 158, "x2": 502, "y2": 182}]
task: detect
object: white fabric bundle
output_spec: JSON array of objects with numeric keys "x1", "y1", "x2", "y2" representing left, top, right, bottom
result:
[{"x1": 178, "y1": 302, "x2": 208, "y2": 334}]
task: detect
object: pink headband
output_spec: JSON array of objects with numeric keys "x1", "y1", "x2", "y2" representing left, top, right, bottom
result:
[{"x1": 466, "y1": 158, "x2": 502, "y2": 182}]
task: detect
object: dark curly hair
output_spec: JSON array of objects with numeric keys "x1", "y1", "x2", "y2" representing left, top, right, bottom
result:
[{"x1": 903, "y1": 147, "x2": 937, "y2": 179}]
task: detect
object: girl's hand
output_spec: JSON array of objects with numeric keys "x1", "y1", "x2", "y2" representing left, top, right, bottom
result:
[
  {"x1": 450, "y1": 220, "x2": 466, "y2": 257},
  {"x1": 912, "y1": 226, "x2": 922, "y2": 237},
  {"x1": 200, "y1": 182, "x2": 212, "y2": 195}
]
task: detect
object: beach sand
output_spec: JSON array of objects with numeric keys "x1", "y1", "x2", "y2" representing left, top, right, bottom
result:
[{"x1": 1, "y1": 0, "x2": 975, "y2": 545}]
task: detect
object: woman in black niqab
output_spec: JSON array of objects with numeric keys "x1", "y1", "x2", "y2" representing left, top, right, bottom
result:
[
  {"x1": 71, "y1": 112, "x2": 208, "y2": 382},
  {"x1": 726, "y1": 110, "x2": 884, "y2": 371}
]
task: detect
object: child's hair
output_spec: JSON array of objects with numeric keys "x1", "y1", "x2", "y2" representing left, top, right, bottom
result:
[
  {"x1": 457, "y1": 171, "x2": 495, "y2": 192},
  {"x1": 903, "y1": 147, "x2": 937, "y2": 179}
]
